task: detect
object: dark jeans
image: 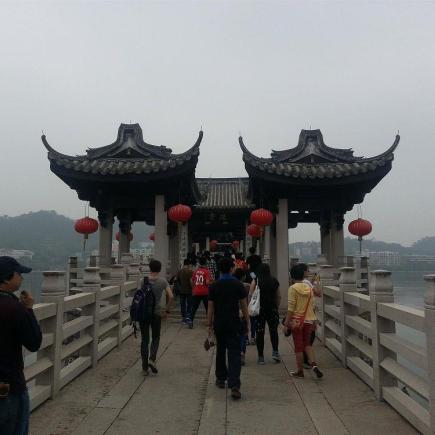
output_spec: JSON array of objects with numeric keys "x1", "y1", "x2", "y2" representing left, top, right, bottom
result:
[
  {"x1": 250, "y1": 316, "x2": 257, "y2": 339},
  {"x1": 256, "y1": 309, "x2": 279, "y2": 357},
  {"x1": 179, "y1": 294, "x2": 192, "y2": 320},
  {"x1": 0, "y1": 389, "x2": 30, "y2": 435},
  {"x1": 215, "y1": 329, "x2": 241, "y2": 389},
  {"x1": 140, "y1": 315, "x2": 162, "y2": 369},
  {"x1": 240, "y1": 320, "x2": 247, "y2": 354},
  {"x1": 190, "y1": 295, "x2": 208, "y2": 322}
]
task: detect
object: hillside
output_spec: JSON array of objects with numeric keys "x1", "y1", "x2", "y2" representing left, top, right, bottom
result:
[{"x1": 0, "y1": 211, "x2": 152, "y2": 270}]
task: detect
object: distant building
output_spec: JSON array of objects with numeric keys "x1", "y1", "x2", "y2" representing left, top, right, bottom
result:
[
  {"x1": 368, "y1": 251, "x2": 401, "y2": 266},
  {"x1": 403, "y1": 255, "x2": 435, "y2": 264},
  {"x1": 0, "y1": 249, "x2": 34, "y2": 260}
]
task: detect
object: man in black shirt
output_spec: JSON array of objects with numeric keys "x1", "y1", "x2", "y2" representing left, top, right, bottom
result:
[
  {"x1": 0, "y1": 256, "x2": 42, "y2": 435},
  {"x1": 207, "y1": 257, "x2": 249, "y2": 400}
]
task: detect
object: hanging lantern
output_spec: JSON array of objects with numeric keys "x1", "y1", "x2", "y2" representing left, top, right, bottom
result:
[
  {"x1": 232, "y1": 240, "x2": 240, "y2": 251},
  {"x1": 348, "y1": 218, "x2": 372, "y2": 254},
  {"x1": 116, "y1": 231, "x2": 133, "y2": 242},
  {"x1": 210, "y1": 240, "x2": 218, "y2": 252},
  {"x1": 247, "y1": 224, "x2": 262, "y2": 238},
  {"x1": 168, "y1": 204, "x2": 192, "y2": 223},
  {"x1": 250, "y1": 208, "x2": 273, "y2": 226},
  {"x1": 74, "y1": 217, "x2": 99, "y2": 239},
  {"x1": 149, "y1": 233, "x2": 155, "y2": 242}
]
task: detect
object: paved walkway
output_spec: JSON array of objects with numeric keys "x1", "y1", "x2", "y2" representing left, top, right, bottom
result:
[{"x1": 30, "y1": 317, "x2": 417, "y2": 435}]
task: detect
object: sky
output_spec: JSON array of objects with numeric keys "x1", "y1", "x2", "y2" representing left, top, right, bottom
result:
[{"x1": 0, "y1": 0, "x2": 434, "y2": 246}]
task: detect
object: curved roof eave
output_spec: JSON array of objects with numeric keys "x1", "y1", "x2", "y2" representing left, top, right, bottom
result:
[
  {"x1": 42, "y1": 135, "x2": 87, "y2": 160},
  {"x1": 172, "y1": 130, "x2": 203, "y2": 158}
]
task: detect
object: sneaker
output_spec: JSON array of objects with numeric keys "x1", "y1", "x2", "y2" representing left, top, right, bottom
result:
[
  {"x1": 312, "y1": 365, "x2": 323, "y2": 379},
  {"x1": 143, "y1": 368, "x2": 150, "y2": 376},
  {"x1": 181, "y1": 318, "x2": 187, "y2": 324},
  {"x1": 231, "y1": 388, "x2": 242, "y2": 400},
  {"x1": 249, "y1": 338, "x2": 256, "y2": 345},
  {"x1": 303, "y1": 363, "x2": 312, "y2": 370},
  {"x1": 272, "y1": 351, "x2": 281, "y2": 363},
  {"x1": 257, "y1": 356, "x2": 265, "y2": 365},
  {"x1": 215, "y1": 379, "x2": 226, "y2": 389},
  {"x1": 149, "y1": 360, "x2": 158, "y2": 374},
  {"x1": 290, "y1": 370, "x2": 304, "y2": 378}
]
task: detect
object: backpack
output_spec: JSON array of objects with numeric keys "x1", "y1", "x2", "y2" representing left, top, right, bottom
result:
[{"x1": 130, "y1": 277, "x2": 156, "y2": 336}]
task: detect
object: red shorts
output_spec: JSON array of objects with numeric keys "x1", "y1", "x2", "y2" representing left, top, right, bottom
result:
[{"x1": 292, "y1": 323, "x2": 315, "y2": 353}]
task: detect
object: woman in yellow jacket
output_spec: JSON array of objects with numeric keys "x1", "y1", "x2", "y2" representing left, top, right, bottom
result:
[{"x1": 284, "y1": 264, "x2": 323, "y2": 379}]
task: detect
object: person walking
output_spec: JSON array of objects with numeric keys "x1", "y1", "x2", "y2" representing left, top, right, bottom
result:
[
  {"x1": 208, "y1": 258, "x2": 250, "y2": 399},
  {"x1": 189, "y1": 257, "x2": 211, "y2": 328},
  {"x1": 0, "y1": 256, "x2": 42, "y2": 435},
  {"x1": 204, "y1": 251, "x2": 217, "y2": 281},
  {"x1": 140, "y1": 259, "x2": 174, "y2": 375},
  {"x1": 284, "y1": 264, "x2": 323, "y2": 379},
  {"x1": 176, "y1": 259, "x2": 193, "y2": 325},
  {"x1": 249, "y1": 263, "x2": 281, "y2": 364}
]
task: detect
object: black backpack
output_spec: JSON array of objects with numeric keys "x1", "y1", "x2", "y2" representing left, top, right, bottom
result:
[{"x1": 130, "y1": 277, "x2": 156, "y2": 335}]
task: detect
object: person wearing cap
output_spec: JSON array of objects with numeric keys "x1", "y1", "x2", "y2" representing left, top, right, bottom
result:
[{"x1": 0, "y1": 256, "x2": 42, "y2": 435}]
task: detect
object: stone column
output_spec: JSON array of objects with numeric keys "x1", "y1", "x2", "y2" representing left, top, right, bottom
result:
[
  {"x1": 320, "y1": 220, "x2": 331, "y2": 264},
  {"x1": 97, "y1": 209, "x2": 114, "y2": 266},
  {"x1": 180, "y1": 222, "x2": 189, "y2": 265},
  {"x1": 276, "y1": 198, "x2": 289, "y2": 310},
  {"x1": 424, "y1": 275, "x2": 435, "y2": 431},
  {"x1": 66, "y1": 256, "x2": 78, "y2": 295},
  {"x1": 205, "y1": 236, "x2": 210, "y2": 251},
  {"x1": 154, "y1": 195, "x2": 169, "y2": 278},
  {"x1": 118, "y1": 217, "x2": 131, "y2": 259},
  {"x1": 40, "y1": 271, "x2": 66, "y2": 396},
  {"x1": 330, "y1": 212, "x2": 345, "y2": 267},
  {"x1": 318, "y1": 264, "x2": 336, "y2": 345},
  {"x1": 262, "y1": 226, "x2": 271, "y2": 264},
  {"x1": 370, "y1": 270, "x2": 396, "y2": 400}
]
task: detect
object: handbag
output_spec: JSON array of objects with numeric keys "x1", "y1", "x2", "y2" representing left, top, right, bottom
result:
[
  {"x1": 248, "y1": 283, "x2": 260, "y2": 317},
  {"x1": 290, "y1": 290, "x2": 312, "y2": 330}
]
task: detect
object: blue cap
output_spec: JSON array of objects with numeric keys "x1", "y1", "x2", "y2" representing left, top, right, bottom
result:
[{"x1": 0, "y1": 256, "x2": 32, "y2": 279}]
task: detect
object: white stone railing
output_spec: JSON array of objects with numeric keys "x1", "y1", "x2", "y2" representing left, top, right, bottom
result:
[
  {"x1": 318, "y1": 266, "x2": 435, "y2": 434},
  {"x1": 25, "y1": 265, "x2": 141, "y2": 411}
]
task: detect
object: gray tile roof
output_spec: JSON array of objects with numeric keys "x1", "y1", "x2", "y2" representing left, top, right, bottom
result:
[
  {"x1": 239, "y1": 131, "x2": 399, "y2": 179},
  {"x1": 196, "y1": 178, "x2": 252, "y2": 209},
  {"x1": 42, "y1": 124, "x2": 202, "y2": 176}
]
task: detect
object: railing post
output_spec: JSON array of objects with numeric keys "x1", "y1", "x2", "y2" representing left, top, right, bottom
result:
[
  {"x1": 424, "y1": 274, "x2": 435, "y2": 431},
  {"x1": 127, "y1": 263, "x2": 141, "y2": 287},
  {"x1": 339, "y1": 267, "x2": 357, "y2": 367},
  {"x1": 319, "y1": 264, "x2": 336, "y2": 345},
  {"x1": 110, "y1": 264, "x2": 127, "y2": 346},
  {"x1": 81, "y1": 267, "x2": 101, "y2": 367},
  {"x1": 40, "y1": 271, "x2": 66, "y2": 397},
  {"x1": 370, "y1": 270, "x2": 396, "y2": 400},
  {"x1": 66, "y1": 256, "x2": 77, "y2": 296},
  {"x1": 120, "y1": 252, "x2": 134, "y2": 266}
]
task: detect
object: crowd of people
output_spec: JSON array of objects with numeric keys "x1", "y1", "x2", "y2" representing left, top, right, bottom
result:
[{"x1": 0, "y1": 249, "x2": 324, "y2": 433}]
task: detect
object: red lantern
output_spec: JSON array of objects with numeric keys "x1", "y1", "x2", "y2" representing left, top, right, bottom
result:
[
  {"x1": 250, "y1": 208, "x2": 273, "y2": 226},
  {"x1": 116, "y1": 232, "x2": 133, "y2": 242},
  {"x1": 74, "y1": 217, "x2": 99, "y2": 239},
  {"x1": 149, "y1": 233, "x2": 155, "y2": 242},
  {"x1": 348, "y1": 218, "x2": 372, "y2": 239},
  {"x1": 247, "y1": 224, "x2": 262, "y2": 238},
  {"x1": 232, "y1": 240, "x2": 240, "y2": 251},
  {"x1": 168, "y1": 204, "x2": 192, "y2": 223},
  {"x1": 210, "y1": 240, "x2": 218, "y2": 252}
]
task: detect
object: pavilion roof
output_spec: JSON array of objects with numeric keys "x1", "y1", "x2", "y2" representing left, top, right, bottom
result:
[
  {"x1": 42, "y1": 123, "x2": 202, "y2": 176},
  {"x1": 239, "y1": 129, "x2": 400, "y2": 180},
  {"x1": 196, "y1": 178, "x2": 252, "y2": 210}
]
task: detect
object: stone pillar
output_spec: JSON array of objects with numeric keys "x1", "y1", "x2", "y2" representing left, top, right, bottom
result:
[
  {"x1": 120, "y1": 252, "x2": 134, "y2": 266},
  {"x1": 180, "y1": 222, "x2": 189, "y2": 265},
  {"x1": 82, "y1": 267, "x2": 101, "y2": 367},
  {"x1": 98, "y1": 209, "x2": 114, "y2": 266},
  {"x1": 66, "y1": 256, "x2": 78, "y2": 295},
  {"x1": 154, "y1": 195, "x2": 169, "y2": 278},
  {"x1": 424, "y1": 275, "x2": 435, "y2": 431},
  {"x1": 319, "y1": 264, "x2": 336, "y2": 345},
  {"x1": 118, "y1": 217, "x2": 131, "y2": 259},
  {"x1": 40, "y1": 271, "x2": 66, "y2": 396},
  {"x1": 338, "y1": 267, "x2": 358, "y2": 367},
  {"x1": 370, "y1": 270, "x2": 396, "y2": 400},
  {"x1": 276, "y1": 198, "x2": 289, "y2": 310},
  {"x1": 205, "y1": 236, "x2": 210, "y2": 251},
  {"x1": 330, "y1": 212, "x2": 345, "y2": 267},
  {"x1": 320, "y1": 221, "x2": 331, "y2": 264}
]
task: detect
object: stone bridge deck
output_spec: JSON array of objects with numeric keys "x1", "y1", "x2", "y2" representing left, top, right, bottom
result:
[{"x1": 30, "y1": 318, "x2": 416, "y2": 435}]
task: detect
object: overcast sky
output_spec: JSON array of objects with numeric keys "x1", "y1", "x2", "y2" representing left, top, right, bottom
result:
[{"x1": 1, "y1": 0, "x2": 434, "y2": 245}]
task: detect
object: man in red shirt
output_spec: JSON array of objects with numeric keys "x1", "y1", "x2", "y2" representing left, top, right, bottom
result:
[{"x1": 189, "y1": 256, "x2": 211, "y2": 328}]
